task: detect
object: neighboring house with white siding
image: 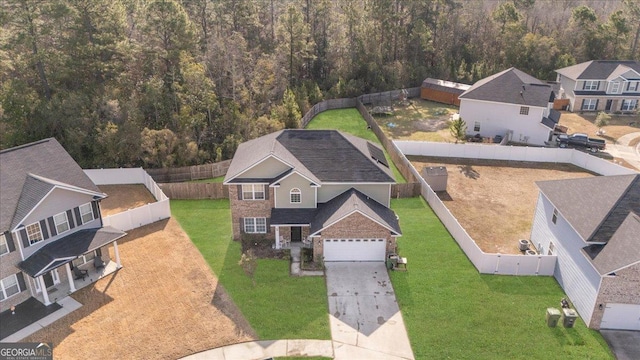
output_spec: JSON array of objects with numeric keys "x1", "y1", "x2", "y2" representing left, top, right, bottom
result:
[
  {"x1": 555, "y1": 60, "x2": 640, "y2": 113},
  {"x1": 530, "y1": 175, "x2": 640, "y2": 330},
  {"x1": 223, "y1": 130, "x2": 401, "y2": 263},
  {"x1": 458, "y1": 67, "x2": 560, "y2": 146},
  {"x1": 0, "y1": 138, "x2": 126, "y2": 312}
]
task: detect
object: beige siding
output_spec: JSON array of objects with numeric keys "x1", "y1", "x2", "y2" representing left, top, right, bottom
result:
[
  {"x1": 318, "y1": 184, "x2": 390, "y2": 207},
  {"x1": 274, "y1": 173, "x2": 316, "y2": 208},
  {"x1": 23, "y1": 188, "x2": 96, "y2": 226},
  {"x1": 238, "y1": 156, "x2": 290, "y2": 179},
  {"x1": 589, "y1": 263, "x2": 640, "y2": 329}
]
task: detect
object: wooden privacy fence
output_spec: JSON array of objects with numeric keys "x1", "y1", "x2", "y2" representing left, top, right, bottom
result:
[
  {"x1": 358, "y1": 87, "x2": 420, "y2": 105},
  {"x1": 145, "y1": 160, "x2": 232, "y2": 183},
  {"x1": 158, "y1": 182, "x2": 229, "y2": 199}
]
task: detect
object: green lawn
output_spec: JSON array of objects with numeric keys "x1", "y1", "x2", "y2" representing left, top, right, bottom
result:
[
  {"x1": 171, "y1": 199, "x2": 330, "y2": 340},
  {"x1": 305, "y1": 108, "x2": 407, "y2": 183},
  {"x1": 389, "y1": 197, "x2": 613, "y2": 360},
  {"x1": 189, "y1": 175, "x2": 225, "y2": 183}
]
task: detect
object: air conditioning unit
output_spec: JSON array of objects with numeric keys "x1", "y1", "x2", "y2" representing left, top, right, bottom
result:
[
  {"x1": 518, "y1": 239, "x2": 530, "y2": 251},
  {"x1": 526, "y1": 249, "x2": 537, "y2": 255}
]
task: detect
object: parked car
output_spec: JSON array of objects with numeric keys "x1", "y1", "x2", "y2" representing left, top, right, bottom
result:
[{"x1": 556, "y1": 133, "x2": 606, "y2": 153}]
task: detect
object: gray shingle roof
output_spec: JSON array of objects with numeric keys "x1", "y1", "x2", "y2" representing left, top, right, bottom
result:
[
  {"x1": 537, "y1": 175, "x2": 639, "y2": 242},
  {"x1": 459, "y1": 68, "x2": 553, "y2": 107},
  {"x1": 18, "y1": 226, "x2": 126, "y2": 277},
  {"x1": 556, "y1": 60, "x2": 640, "y2": 80},
  {"x1": 224, "y1": 130, "x2": 395, "y2": 184},
  {"x1": 0, "y1": 138, "x2": 104, "y2": 232},
  {"x1": 310, "y1": 188, "x2": 401, "y2": 235},
  {"x1": 586, "y1": 213, "x2": 640, "y2": 275}
]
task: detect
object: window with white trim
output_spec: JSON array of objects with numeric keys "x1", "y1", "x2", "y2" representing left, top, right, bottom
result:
[
  {"x1": 26, "y1": 222, "x2": 43, "y2": 245},
  {"x1": 474, "y1": 122, "x2": 480, "y2": 132},
  {"x1": 242, "y1": 184, "x2": 265, "y2": 200},
  {"x1": 290, "y1": 188, "x2": 301, "y2": 203},
  {"x1": 244, "y1": 218, "x2": 267, "y2": 233},
  {"x1": 0, "y1": 274, "x2": 20, "y2": 301},
  {"x1": 0, "y1": 234, "x2": 8, "y2": 256},
  {"x1": 628, "y1": 81, "x2": 639, "y2": 92},
  {"x1": 583, "y1": 80, "x2": 598, "y2": 90},
  {"x1": 582, "y1": 99, "x2": 597, "y2": 110},
  {"x1": 621, "y1": 99, "x2": 638, "y2": 111},
  {"x1": 519, "y1": 106, "x2": 529, "y2": 115},
  {"x1": 610, "y1": 81, "x2": 621, "y2": 94},
  {"x1": 79, "y1": 203, "x2": 94, "y2": 224},
  {"x1": 54, "y1": 212, "x2": 70, "y2": 234}
]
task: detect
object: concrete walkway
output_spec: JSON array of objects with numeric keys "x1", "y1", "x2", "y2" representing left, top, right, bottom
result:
[
  {"x1": 604, "y1": 132, "x2": 640, "y2": 171},
  {"x1": 290, "y1": 245, "x2": 323, "y2": 277},
  {"x1": 181, "y1": 340, "x2": 333, "y2": 360},
  {"x1": 0, "y1": 297, "x2": 83, "y2": 342}
]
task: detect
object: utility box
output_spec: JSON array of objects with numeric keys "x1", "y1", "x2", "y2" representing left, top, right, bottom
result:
[
  {"x1": 422, "y1": 166, "x2": 448, "y2": 192},
  {"x1": 562, "y1": 308, "x2": 578, "y2": 328},
  {"x1": 546, "y1": 308, "x2": 561, "y2": 327}
]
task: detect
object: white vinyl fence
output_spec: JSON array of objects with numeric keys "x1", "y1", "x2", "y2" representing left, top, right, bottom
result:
[{"x1": 84, "y1": 168, "x2": 171, "y2": 231}]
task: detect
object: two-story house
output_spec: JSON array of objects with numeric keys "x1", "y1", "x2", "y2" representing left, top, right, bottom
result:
[
  {"x1": 0, "y1": 138, "x2": 125, "y2": 312},
  {"x1": 223, "y1": 130, "x2": 401, "y2": 262},
  {"x1": 458, "y1": 67, "x2": 560, "y2": 146},
  {"x1": 555, "y1": 60, "x2": 640, "y2": 113},
  {"x1": 530, "y1": 175, "x2": 640, "y2": 330}
]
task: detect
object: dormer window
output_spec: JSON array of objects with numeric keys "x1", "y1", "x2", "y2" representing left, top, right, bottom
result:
[
  {"x1": 583, "y1": 81, "x2": 598, "y2": 90},
  {"x1": 290, "y1": 188, "x2": 301, "y2": 203}
]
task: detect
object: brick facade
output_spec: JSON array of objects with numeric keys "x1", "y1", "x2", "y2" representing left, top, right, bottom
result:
[
  {"x1": 589, "y1": 263, "x2": 640, "y2": 329},
  {"x1": 313, "y1": 212, "x2": 397, "y2": 262},
  {"x1": 229, "y1": 185, "x2": 275, "y2": 240}
]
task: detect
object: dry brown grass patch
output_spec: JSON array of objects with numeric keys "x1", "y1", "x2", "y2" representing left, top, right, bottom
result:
[{"x1": 98, "y1": 185, "x2": 157, "y2": 216}]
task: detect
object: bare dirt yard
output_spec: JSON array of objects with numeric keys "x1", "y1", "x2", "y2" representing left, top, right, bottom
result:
[
  {"x1": 24, "y1": 218, "x2": 255, "y2": 360},
  {"x1": 372, "y1": 99, "x2": 458, "y2": 142},
  {"x1": 409, "y1": 156, "x2": 597, "y2": 254},
  {"x1": 558, "y1": 111, "x2": 640, "y2": 143},
  {"x1": 98, "y1": 184, "x2": 157, "y2": 216}
]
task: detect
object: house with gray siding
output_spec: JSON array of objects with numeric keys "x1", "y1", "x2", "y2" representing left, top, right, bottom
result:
[
  {"x1": 223, "y1": 130, "x2": 401, "y2": 262},
  {"x1": 530, "y1": 174, "x2": 640, "y2": 330},
  {"x1": 458, "y1": 67, "x2": 560, "y2": 145},
  {"x1": 555, "y1": 60, "x2": 640, "y2": 113},
  {"x1": 0, "y1": 138, "x2": 125, "y2": 313}
]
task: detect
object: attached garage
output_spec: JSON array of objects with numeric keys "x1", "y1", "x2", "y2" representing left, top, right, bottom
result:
[
  {"x1": 323, "y1": 239, "x2": 386, "y2": 262},
  {"x1": 600, "y1": 304, "x2": 640, "y2": 330}
]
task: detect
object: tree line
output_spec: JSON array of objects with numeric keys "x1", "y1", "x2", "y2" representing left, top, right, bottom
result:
[{"x1": 1, "y1": 0, "x2": 639, "y2": 168}]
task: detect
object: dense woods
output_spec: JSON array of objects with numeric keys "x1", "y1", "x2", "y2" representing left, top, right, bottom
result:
[{"x1": 1, "y1": 0, "x2": 639, "y2": 168}]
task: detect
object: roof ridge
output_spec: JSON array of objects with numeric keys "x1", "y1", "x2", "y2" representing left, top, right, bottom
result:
[
  {"x1": 0, "y1": 138, "x2": 55, "y2": 155},
  {"x1": 588, "y1": 174, "x2": 640, "y2": 241}
]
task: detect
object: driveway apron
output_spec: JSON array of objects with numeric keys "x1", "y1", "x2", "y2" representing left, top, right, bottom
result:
[{"x1": 325, "y1": 262, "x2": 415, "y2": 360}]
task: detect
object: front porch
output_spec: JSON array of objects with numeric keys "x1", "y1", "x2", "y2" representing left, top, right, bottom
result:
[{"x1": 33, "y1": 260, "x2": 119, "y2": 305}]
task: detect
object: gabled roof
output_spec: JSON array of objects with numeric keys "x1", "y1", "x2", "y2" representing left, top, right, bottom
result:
[
  {"x1": 459, "y1": 68, "x2": 553, "y2": 107},
  {"x1": 224, "y1": 130, "x2": 395, "y2": 184},
  {"x1": 556, "y1": 60, "x2": 640, "y2": 80},
  {"x1": 583, "y1": 213, "x2": 640, "y2": 275},
  {"x1": 541, "y1": 109, "x2": 562, "y2": 130},
  {"x1": 537, "y1": 175, "x2": 639, "y2": 242},
  {"x1": 0, "y1": 138, "x2": 103, "y2": 232},
  {"x1": 310, "y1": 188, "x2": 401, "y2": 235}
]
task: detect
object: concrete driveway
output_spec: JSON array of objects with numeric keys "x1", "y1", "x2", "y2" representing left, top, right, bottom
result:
[
  {"x1": 325, "y1": 262, "x2": 414, "y2": 360},
  {"x1": 600, "y1": 330, "x2": 640, "y2": 360}
]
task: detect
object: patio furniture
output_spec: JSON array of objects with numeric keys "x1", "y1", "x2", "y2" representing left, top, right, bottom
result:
[
  {"x1": 73, "y1": 267, "x2": 88, "y2": 281},
  {"x1": 94, "y1": 256, "x2": 106, "y2": 270}
]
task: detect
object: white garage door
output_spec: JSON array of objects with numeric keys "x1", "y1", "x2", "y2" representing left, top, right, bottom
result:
[
  {"x1": 601, "y1": 303, "x2": 640, "y2": 330},
  {"x1": 323, "y1": 239, "x2": 386, "y2": 262}
]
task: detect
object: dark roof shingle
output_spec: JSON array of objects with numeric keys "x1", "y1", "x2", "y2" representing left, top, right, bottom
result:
[{"x1": 459, "y1": 68, "x2": 553, "y2": 107}]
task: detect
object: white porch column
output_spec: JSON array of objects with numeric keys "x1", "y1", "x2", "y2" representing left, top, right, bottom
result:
[
  {"x1": 113, "y1": 241, "x2": 122, "y2": 268},
  {"x1": 275, "y1": 226, "x2": 281, "y2": 249},
  {"x1": 38, "y1": 276, "x2": 51, "y2": 305},
  {"x1": 64, "y1": 263, "x2": 76, "y2": 292}
]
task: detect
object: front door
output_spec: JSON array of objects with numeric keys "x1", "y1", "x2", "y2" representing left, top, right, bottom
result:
[
  {"x1": 43, "y1": 272, "x2": 54, "y2": 288},
  {"x1": 605, "y1": 99, "x2": 612, "y2": 111},
  {"x1": 291, "y1": 227, "x2": 302, "y2": 242}
]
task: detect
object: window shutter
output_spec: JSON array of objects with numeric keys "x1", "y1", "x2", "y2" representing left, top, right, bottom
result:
[
  {"x1": 582, "y1": 82, "x2": 586, "y2": 90},
  {"x1": 91, "y1": 201, "x2": 100, "y2": 219},
  {"x1": 264, "y1": 185, "x2": 269, "y2": 200},
  {"x1": 40, "y1": 220, "x2": 49, "y2": 240},
  {"x1": 266, "y1": 218, "x2": 271, "y2": 233},
  {"x1": 627, "y1": 82, "x2": 631, "y2": 91},
  {"x1": 6, "y1": 232, "x2": 16, "y2": 252},
  {"x1": 48, "y1": 217, "x2": 57, "y2": 236},
  {"x1": 596, "y1": 81, "x2": 599, "y2": 90},
  {"x1": 17, "y1": 272, "x2": 26, "y2": 293},
  {"x1": 239, "y1": 217, "x2": 244, "y2": 233},
  {"x1": 67, "y1": 210, "x2": 75, "y2": 229},
  {"x1": 237, "y1": 185, "x2": 243, "y2": 200},
  {"x1": 20, "y1": 228, "x2": 29, "y2": 248},
  {"x1": 96, "y1": 248, "x2": 102, "y2": 256},
  {"x1": 74, "y1": 207, "x2": 82, "y2": 226},
  {"x1": 581, "y1": 99, "x2": 585, "y2": 109},
  {"x1": 595, "y1": 100, "x2": 599, "y2": 110}
]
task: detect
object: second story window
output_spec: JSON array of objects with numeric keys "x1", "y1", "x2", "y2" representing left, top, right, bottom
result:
[
  {"x1": 0, "y1": 234, "x2": 8, "y2": 256},
  {"x1": 242, "y1": 184, "x2": 265, "y2": 200},
  {"x1": 26, "y1": 222, "x2": 43, "y2": 245},
  {"x1": 519, "y1": 106, "x2": 529, "y2": 115},
  {"x1": 628, "y1": 81, "x2": 639, "y2": 92},
  {"x1": 79, "y1": 203, "x2": 94, "y2": 223},
  {"x1": 54, "y1": 212, "x2": 70, "y2": 234},
  {"x1": 583, "y1": 80, "x2": 598, "y2": 90},
  {"x1": 611, "y1": 81, "x2": 621, "y2": 94},
  {"x1": 290, "y1": 188, "x2": 301, "y2": 203}
]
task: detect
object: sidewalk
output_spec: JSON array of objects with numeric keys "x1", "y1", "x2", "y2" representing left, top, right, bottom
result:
[{"x1": 181, "y1": 339, "x2": 333, "y2": 360}]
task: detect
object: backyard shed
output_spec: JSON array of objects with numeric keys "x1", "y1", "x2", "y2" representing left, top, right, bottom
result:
[
  {"x1": 422, "y1": 166, "x2": 448, "y2": 191},
  {"x1": 420, "y1": 78, "x2": 471, "y2": 106}
]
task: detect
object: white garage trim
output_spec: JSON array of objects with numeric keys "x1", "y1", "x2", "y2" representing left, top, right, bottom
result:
[
  {"x1": 600, "y1": 303, "x2": 640, "y2": 330},
  {"x1": 323, "y1": 238, "x2": 386, "y2": 262}
]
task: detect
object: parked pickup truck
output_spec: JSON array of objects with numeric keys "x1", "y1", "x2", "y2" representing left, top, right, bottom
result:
[{"x1": 556, "y1": 133, "x2": 606, "y2": 153}]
